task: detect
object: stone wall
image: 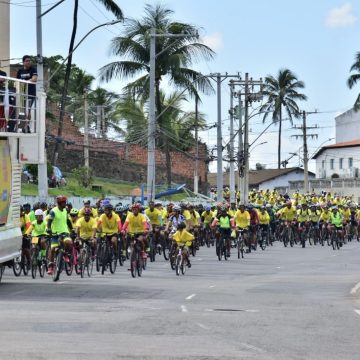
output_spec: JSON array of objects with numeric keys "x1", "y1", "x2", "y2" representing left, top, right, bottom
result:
[{"x1": 46, "y1": 107, "x2": 208, "y2": 190}]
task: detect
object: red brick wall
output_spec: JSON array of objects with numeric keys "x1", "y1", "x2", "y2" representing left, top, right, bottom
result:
[{"x1": 46, "y1": 107, "x2": 208, "y2": 184}]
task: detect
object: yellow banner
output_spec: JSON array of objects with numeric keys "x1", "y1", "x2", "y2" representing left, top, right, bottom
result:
[{"x1": 0, "y1": 140, "x2": 11, "y2": 226}]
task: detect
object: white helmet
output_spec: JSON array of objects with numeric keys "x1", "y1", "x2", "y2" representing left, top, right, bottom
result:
[{"x1": 35, "y1": 209, "x2": 44, "y2": 216}]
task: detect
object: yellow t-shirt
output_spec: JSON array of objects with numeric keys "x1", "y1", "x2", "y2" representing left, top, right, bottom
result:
[
  {"x1": 145, "y1": 208, "x2": 162, "y2": 226},
  {"x1": 258, "y1": 211, "x2": 270, "y2": 225},
  {"x1": 234, "y1": 210, "x2": 250, "y2": 228},
  {"x1": 125, "y1": 213, "x2": 146, "y2": 234},
  {"x1": 173, "y1": 229, "x2": 194, "y2": 246},
  {"x1": 201, "y1": 210, "x2": 214, "y2": 224},
  {"x1": 320, "y1": 210, "x2": 331, "y2": 222},
  {"x1": 297, "y1": 209, "x2": 309, "y2": 222},
  {"x1": 98, "y1": 212, "x2": 120, "y2": 234},
  {"x1": 308, "y1": 210, "x2": 320, "y2": 222},
  {"x1": 76, "y1": 217, "x2": 97, "y2": 239},
  {"x1": 278, "y1": 206, "x2": 297, "y2": 221},
  {"x1": 20, "y1": 213, "x2": 31, "y2": 234},
  {"x1": 341, "y1": 208, "x2": 351, "y2": 221}
]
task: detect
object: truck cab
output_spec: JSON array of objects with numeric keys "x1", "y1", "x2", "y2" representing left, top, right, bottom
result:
[{"x1": 0, "y1": 74, "x2": 45, "y2": 281}]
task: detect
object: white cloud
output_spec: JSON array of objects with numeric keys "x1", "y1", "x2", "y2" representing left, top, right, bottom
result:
[
  {"x1": 201, "y1": 32, "x2": 224, "y2": 52},
  {"x1": 325, "y1": 3, "x2": 357, "y2": 28}
]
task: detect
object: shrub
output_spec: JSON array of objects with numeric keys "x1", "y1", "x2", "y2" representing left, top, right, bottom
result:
[{"x1": 72, "y1": 166, "x2": 94, "y2": 188}]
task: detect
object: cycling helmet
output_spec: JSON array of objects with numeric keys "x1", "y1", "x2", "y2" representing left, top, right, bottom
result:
[
  {"x1": 84, "y1": 208, "x2": 92, "y2": 216},
  {"x1": 204, "y1": 205, "x2": 211, "y2": 211},
  {"x1": 34, "y1": 209, "x2": 44, "y2": 216},
  {"x1": 101, "y1": 199, "x2": 111, "y2": 207},
  {"x1": 23, "y1": 203, "x2": 31, "y2": 209},
  {"x1": 56, "y1": 195, "x2": 67, "y2": 204},
  {"x1": 173, "y1": 205, "x2": 181, "y2": 211},
  {"x1": 104, "y1": 203, "x2": 113, "y2": 211},
  {"x1": 40, "y1": 202, "x2": 47, "y2": 209},
  {"x1": 115, "y1": 205, "x2": 123, "y2": 213},
  {"x1": 131, "y1": 203, "x2": 141, "y2": 210},
  {"x1": 265, "y1": 203, "x2": 272, "y2": 208},
  {"x1": 83, "y1": 199, "x2": 91, "y2": 205},
  {"x1": 70, "y1": 208, "x2": 79, "y2": 216}
]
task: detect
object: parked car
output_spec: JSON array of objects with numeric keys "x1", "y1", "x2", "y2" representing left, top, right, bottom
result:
[{"x1": 48, "y1": 166, "x2": 66, "y2": 188}]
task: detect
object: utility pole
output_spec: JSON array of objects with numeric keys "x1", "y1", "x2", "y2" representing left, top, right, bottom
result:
[
  {"x1": 96, "y1": 105, "x2": 101, "y2": 138},
  {"x1": 83, "y1": 88, "x2": 89, "y2": 168},
  {"x1": 231, "y1": 74, "x2": 263, "y2": 204},
  {"x1": 194, "y1": 96, "x2": 199, "y2": 194},
  {"x1": 216, "y1": 74, "x2": 223, "y2": 201},
  {"x1": 36, "y1": 0, "x2": 48, "y2": 202},
  {"x1": 229, "y1": 81, "x2": 235, "y2": 203},
  {"x1": 292, "y1": 110, "x2": 318, "y2": 193}
]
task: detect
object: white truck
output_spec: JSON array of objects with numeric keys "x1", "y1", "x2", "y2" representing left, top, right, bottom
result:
[{"x1": 0, "y1": 74, "x2": 45, "y2": 281}]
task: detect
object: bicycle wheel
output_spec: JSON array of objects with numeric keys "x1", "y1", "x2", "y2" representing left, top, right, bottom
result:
[
  {"x1": 137, "y1": 255, "x2": 143, "y2": 277},
  {"x1": 96, "y1": 242, "x2": 102, "y2": 272},
  {"x1": 237, "y1": 239, "x2": 241, "y2": 259},
  {"x1": 109, "y1": 248, "x2": 117, "y2": 274},
  {"x1": 175, "y1": 254, "x2": 181, "y2": 276},
  {"x1": 22, "y1": 257, "x2": 29, "y2": 276},
  {"x1": 101, "y1": 243, "x2": 109, "y2": 275},
  {"x1": 191, "y1": 243, "x2": 196, "y2": 257},
  {"x1": 181, "y1": 259, "x2": 186, "y2": 275},
  {"x1": 223, "y1": 242, "x2": 228, "y2": 261},
  {"x1": 79, "y1": 249, "x2": 85, "y2": 278},
  {"x1": 0, "y1": 265, "x2": 4, "y2": 282},
  {"x1": 163, "y1": 242, "x2": 170, "y2": 261},
  {"x1": 87, "y1": 253, "x2": 94, "y2": 277},
  {"x1": 31, "y1": 249, "x2": 38, "y2": 279},
  {"x1": 142, "y1": 255, "x2": 147, "y2": 270},
  {"x1": 65, "y1": 256, "x2": 73, "y2": 276},
  {"x1": 13, "y1": 257, "x2": 21, "y2": 277},
  {"x1": 39, "y1": 259, "x2": 46, "y2": 278},
  {"x1": 217, "y1": 240, "x2": 222, "y2": 261},
  {"x1": 130, "y1": 250, "x2": 137, "y2": 278},
  {"x1": 53, "y1": 249, "x2": 63, "y2": 282}
]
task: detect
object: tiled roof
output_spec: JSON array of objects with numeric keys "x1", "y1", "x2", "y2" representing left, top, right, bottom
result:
[
  {"x1": 207, "y1": 167, "x2": 313, "y2": 187},
  {"x1": 312, "y1": 139, "x2": 360, "y2": 159}
]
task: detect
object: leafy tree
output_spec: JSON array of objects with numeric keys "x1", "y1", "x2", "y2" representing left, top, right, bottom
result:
[
  {"x1": 72, "y1": 166, "x2": 94, "y2": 188},
  {"x1": 259, "y1": 69, "x2": 307, "y2": 169},
  {"x1": 347, "y1": 51, "x2": 360, "y2": 110},
  {"x1": 99, "y1": 3, "x2": 214, "y2": 185},
  {"x1": 53, "y1": 0, "x2": 123, "y2": 164}
]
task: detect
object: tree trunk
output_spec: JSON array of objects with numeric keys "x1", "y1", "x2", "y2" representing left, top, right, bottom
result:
[
  {"x1": 53, "y1": 0, "x2": 79, "y2": 165},
  {"x1": 277, "y1": 107, "x2": 282, "y2": 169}
]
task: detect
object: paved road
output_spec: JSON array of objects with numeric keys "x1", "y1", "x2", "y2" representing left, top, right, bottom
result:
[{"x1": 1, "y1": 242, "x2": 360, "y2": 360}]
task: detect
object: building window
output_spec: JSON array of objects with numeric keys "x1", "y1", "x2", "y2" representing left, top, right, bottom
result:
[
  {"x1": 339, "y1": 158, "x2": 343, "y2": 169},
  {"x1": 322, "y1": 160, "x2": 325, "y2": 169},
  {"x1": 330, "y1": 159, "x2": 334, "y2": 170},
  {"x1": 349, "y1": 157, "x2": 353, "y2": 168}
]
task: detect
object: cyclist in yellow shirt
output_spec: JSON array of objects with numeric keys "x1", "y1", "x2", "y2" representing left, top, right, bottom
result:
[
  {"x1": 171, "y1": 222, "x2": 194, "y2": 268},
  {"x1": 76, "y1": 208, "x2": 97, "y2": 257},
  {"x1": 97, "y1": 203, "x2": 121, "y2": 256},
  {"x1": 79, "y1": 199, "x2": 98, "y2": 218},
  {"x1": 145, "y1": 201, "x2": 163, "y2": 249}
]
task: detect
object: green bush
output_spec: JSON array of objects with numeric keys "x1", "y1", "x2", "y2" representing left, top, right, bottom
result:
[{"x1": 71, "y1": 166, "x2": 94, "y2": 188}]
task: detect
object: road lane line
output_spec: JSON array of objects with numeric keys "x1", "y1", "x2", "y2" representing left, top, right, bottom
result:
[
  {"x1": 354, "y1": 310, "x2": 360, "y2": 317},
  {"x1": 197, "y1": 258, "x2": 203, "y2": 261},
  {"x1": 186, "y1": 294, "x2": 196, "y2": 300},
  {"x1": 350, "y1": 281, "x2": 360, "y2": 295},
  {"x1": 196, "y1": 322, "x2": 210, "y2": 330},
  {"x1": 180, "y1": 305, "x2": 188, "y2": 313},
  {"x1": 209, "y1": 285, "x2": 216, "y2": 289},
  {"x1": 240, "y1": 342, "x2": 266, "y2": 353}
]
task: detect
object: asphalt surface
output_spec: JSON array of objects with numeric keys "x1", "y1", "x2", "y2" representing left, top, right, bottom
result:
[{"x1": 1, "y1": 241, "x2": 360, "y2": 360}]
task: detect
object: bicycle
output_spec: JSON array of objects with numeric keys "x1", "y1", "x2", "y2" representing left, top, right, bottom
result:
[
  {"x1": 237, "y1": 229, "x2": 246, "y2": 259},
  {"x1": 30, "y1": 236, "x2": 48, "y2": 279},
  {"x1": 330, "y1": 226, "x2": 343, "y2": 250},
  {"x1": 128, "y1": 235, "x2": 144, "y2": 278},
  {"x1": 175, "y1": 245, "x2": 190, "y2": 276},
  {"x1": 259, "y1": 226, "x2": 269, "y2": 251},
  {"x1": 216, "y1": 228, "x2": 228, "y2": 261},
  {"x1": 99, "y1": 235, "x2": 117, "y2": 275},
  {"x1": 78, "y1": 239, "x2": 94, "y2": 278}
]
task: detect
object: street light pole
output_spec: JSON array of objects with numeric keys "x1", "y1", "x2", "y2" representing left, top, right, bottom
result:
[
  {"x1": 147, "y1": 27, "x2": 156, "y2": 202},
  {"x1": 229, "y1": 81, "x2": 235, "y2": 203},
  {"x1": 194, "y1": 96, "x2": 199, "y2": 194}
]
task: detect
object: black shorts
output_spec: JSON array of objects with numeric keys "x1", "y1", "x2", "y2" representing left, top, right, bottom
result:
[{"x1": 22, "y1": 236, "x2": 30, "y2": 249}]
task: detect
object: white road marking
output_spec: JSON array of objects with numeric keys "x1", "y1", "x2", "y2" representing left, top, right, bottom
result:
[
  {"x1": 354, "y1": 309, "x2": 360, "y2": 317},
  {"x1": 180, "y1": 305, "x2": 188, "y2": 313},
  {"x1": 245, "y1": 309, "x2": 260, "y2": 313},
  {"x1": 209, "y1": 285, "x2": 216, "y2": 289},
  {"x1": 196, "y1": 322, "x2": 210, "y2": 330},
  {"x1": 276, "y1": 266, "x2": 282, "y2": 269},
  {"x1": 197, "y1": 258, "x2": 203, "y2": 261},
  {"x1": 186, "y1": 294, "x2": 196, "y2": 300},
  {"x1": 204, "y1": 308, "x2": 214, "y2": 312},
  {"x1": 240, "y1": 342, "x2": 266, "y2": 353},
  {"x1": 350, "y1": 281, "x2": 360, "y2": 295}
]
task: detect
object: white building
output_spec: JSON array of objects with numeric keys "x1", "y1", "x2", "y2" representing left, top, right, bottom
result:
[
  {"x1": 312, "y1": 140, "x2": 360, "y2": 179},
  {"x1": 335, "y1": 109, "x2": 360, "y2": 143},
  {"x1": 313, "y1": 108, "x2": 360, "y2": 179}
]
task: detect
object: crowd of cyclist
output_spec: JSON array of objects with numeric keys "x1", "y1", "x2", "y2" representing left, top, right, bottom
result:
[{"x1": 16, "y1": 188, "x2": 360, "y2": 280}]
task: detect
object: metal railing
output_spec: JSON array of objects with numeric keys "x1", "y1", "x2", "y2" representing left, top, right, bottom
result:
[{"x1": 0, "y1": 75, "x2": 39, "y2": 135}]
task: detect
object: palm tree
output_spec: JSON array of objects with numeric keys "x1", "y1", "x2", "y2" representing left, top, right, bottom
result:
[
  {"x1": 347, "y1": 51, "x2": 360, "y2": 110},
  {"x1": 260, "y1": 69, "x2": 307, "y2": 169},
  {"x1": 53, "y1": 0, "x2": 123, "y2": 164},
  {"x1": 99, "y1": 3, "x2": 214, "y2": 186}
]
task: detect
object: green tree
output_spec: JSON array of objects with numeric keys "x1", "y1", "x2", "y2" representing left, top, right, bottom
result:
[
  {"x1": 53, "y1": 0, "x2": 123, "y2": 164},
  {"x1": 99, "y1": 3, "x2": 214, "y2": 185},
  {"x1": 259, "y1": 69, "x2": 307, "y2": 169},
  {"x1": 347, "y1": 51, "x2": 360, "y2": 110}
]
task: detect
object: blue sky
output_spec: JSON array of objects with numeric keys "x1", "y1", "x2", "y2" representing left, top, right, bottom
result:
[{"x1": 8, "y1": 0, "x2": 360, "y2": 172}]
